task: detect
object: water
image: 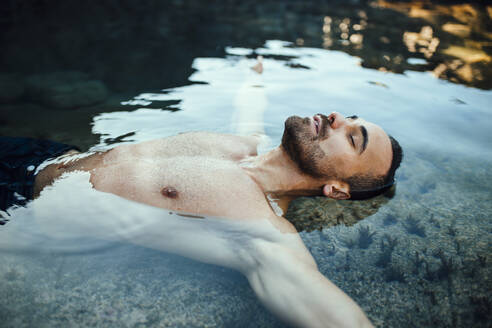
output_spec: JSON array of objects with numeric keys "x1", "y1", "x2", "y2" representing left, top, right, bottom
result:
[{"x1": 1, "y1": 1, "x2": 491, "y2": 327}]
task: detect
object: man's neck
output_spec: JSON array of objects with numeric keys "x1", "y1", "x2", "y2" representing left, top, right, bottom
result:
[{"x1": 239, "y1": 146, "x2": 323, "y2": 195}]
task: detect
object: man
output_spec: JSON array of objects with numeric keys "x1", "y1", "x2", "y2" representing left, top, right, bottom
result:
[{"x1": 0, "y1": 112, "x2": 402, "y2": 328}]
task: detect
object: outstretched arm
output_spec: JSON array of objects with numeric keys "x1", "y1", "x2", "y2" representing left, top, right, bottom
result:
[
  {"x1": 244, "y1": 238, "x2": 373, "y2": 328},
  {"x1": 232, "y1": 56, "x2": 271, "y2": 151},
  {"x1": 154, "y1": 214, "x2": 374, "y2": 328},
  {"x1": 137, "y1": 209, "x2": 374, "y2": 328}
]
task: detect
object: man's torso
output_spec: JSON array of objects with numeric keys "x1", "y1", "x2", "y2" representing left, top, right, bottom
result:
[{"x1": 36, "y1": 132, "x2": 278, "y2": 221}]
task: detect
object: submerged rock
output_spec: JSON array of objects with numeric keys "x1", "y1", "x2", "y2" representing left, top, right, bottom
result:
[
  {"x1": 0, "y1": 74, "x2": 25, "y2": 103},
  {"x1": 25, "y1": 71, "x2": 108, "y2": 109},
  {"x1": 285, "y1": 194, "x2": 391, "y2": 232}
]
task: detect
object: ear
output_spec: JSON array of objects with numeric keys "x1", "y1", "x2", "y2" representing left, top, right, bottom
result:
[{"x1": 322, "y1": 181, "x2": 351, "y2": 200}]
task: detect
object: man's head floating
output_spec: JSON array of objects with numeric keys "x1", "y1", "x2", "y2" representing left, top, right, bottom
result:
[{"x1": 281, "y1": 112, "x2": 403, "y2": 200}]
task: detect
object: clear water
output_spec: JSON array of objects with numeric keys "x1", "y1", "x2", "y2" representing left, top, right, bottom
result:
[{"x1": 1, "y1": 2, "x2": 491, "y2": 327}]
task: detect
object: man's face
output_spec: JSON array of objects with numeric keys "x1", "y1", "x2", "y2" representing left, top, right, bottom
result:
[{"x1": 281, "y1": 112, "x2": 392, "y2": 181}]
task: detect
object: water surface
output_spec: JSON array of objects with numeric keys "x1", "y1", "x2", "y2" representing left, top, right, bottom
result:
[{"x1": 1, "y1": 1, "x2": 491, "y2": 327}]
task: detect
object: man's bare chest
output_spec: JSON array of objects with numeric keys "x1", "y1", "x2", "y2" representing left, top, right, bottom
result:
[{"x1": 90, "y1": 155, "x2": 273, "y2": 220}]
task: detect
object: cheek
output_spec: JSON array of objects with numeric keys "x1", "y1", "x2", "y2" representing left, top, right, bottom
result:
[
  {"x1": 331, "y1": 154, "x2": 358, "y2": 177},
  {"x1": 319, "y1": 139, "x2": 358, "y2": 176},
  {"x1": 319, "y1": 137, "x2": 350, "y2": 159}
]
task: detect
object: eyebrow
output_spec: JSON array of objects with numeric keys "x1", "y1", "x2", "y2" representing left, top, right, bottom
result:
[
  {"x1": 360, "y1": 125, "x2": 368, "y2": 154},
  {"x1": 345, "y1": 115, "x2": 368, "y2": 154}
]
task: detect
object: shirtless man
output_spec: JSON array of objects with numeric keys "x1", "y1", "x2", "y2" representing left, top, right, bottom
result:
[{"x1": 1, "y1": 112, "x2": 402, "y2": 328}]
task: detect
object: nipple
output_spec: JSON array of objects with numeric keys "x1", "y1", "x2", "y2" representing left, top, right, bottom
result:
[{"x1": 161, "y1": 186, "x2": 178, "y2": 199}]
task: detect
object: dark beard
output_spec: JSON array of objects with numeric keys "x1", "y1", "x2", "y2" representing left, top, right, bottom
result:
[{"x1": 281, "y1": 116, "x2": 329, "y2": 179}]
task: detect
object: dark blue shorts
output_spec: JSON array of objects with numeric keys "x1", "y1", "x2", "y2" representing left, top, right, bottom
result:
[{"x1": 0, "y1": 137, "x2": 78, "y2": 221}]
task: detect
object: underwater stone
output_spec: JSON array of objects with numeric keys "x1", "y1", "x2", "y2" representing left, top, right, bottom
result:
[
  {"x1": 285, "y1": 194, "x2": 390, "y2": 232},
  {"x1": 25, "y1": 71, "x2": 108, "y2": 109},
  {"x1": 0, "y1": 74, "x2": 25, "y2": 103}
]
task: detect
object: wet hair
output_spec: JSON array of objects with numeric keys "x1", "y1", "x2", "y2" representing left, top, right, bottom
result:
[{"x1": 346, "y1": 135, "x2": 403, "y2": 200}]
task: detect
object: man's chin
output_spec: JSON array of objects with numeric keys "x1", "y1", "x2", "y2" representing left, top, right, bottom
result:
[
  {"x1": 281, "y1": 118, "x2": 310, "y2": 174},
  {"x1": 285, "y1": 115, "x2": 302, "y2": 125},
  {"x1": 285, "y1": 115, "x2": 311, "y2": 128}
]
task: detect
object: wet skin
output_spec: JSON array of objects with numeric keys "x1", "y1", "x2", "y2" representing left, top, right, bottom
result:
[{"x1": 35, "y1": 112, "x2": 392, "y2": 218}]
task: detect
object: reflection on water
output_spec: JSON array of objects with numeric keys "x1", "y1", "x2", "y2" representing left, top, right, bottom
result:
[
  {"x1": 376, "y1": 1, "x2": 492, "y2": 89},
  {"x1": 1, "y1": 1, "x2": 491, "y2": 145},
  {"x1": 314, "y1": 1, "x2": 492, "y2": 89}
]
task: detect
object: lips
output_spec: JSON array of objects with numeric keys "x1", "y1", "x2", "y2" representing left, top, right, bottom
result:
[{"x1": 312, "y1": 115, "x2": 322, "y2": 136}]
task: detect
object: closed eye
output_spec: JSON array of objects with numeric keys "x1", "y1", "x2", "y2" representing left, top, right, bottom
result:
[{"x1": 350, "y1": 135, "x2": 355, "y2": 147}]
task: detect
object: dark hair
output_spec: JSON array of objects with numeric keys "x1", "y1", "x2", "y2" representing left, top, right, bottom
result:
[{"x1": 346, "y1": 135, "x2": 403, "y2": 200}]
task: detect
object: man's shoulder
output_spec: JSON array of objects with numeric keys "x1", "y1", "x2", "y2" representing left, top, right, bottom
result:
[
  {"x1": 184, "y1": 131, "x2": 261, "y2": 147},
  {"x1": 130, "y1": 131, "x2": 260, "y2": 161}
]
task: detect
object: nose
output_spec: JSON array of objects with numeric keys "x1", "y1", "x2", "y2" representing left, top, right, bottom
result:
[{"x1": 328, "y1": 112, "x2": 346, "y2": 129}]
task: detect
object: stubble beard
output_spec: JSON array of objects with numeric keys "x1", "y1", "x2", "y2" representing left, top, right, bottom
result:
[{"x1": 281, "y1": 116, "x2": 334, "y2": 179}]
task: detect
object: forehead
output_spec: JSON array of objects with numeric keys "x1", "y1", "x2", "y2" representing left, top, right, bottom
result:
[{"x1": 354, "y1": 118, "x2": 392, "y2": 176}]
